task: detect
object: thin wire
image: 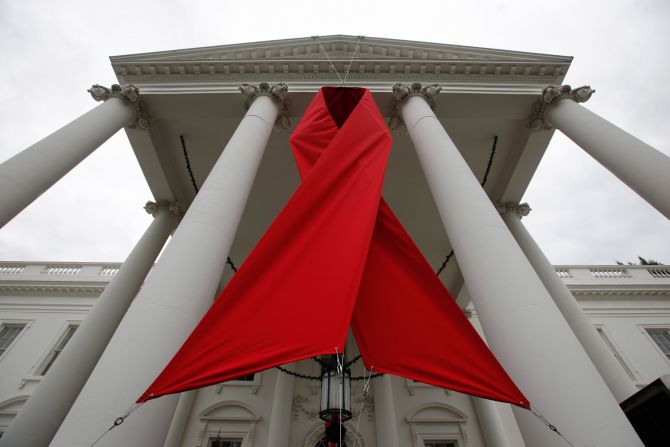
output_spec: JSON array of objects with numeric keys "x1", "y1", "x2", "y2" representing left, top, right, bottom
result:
[
  {"x1": 342, "y1": 36, "x2": 363, "y2": 85},
  {"x1": 313, "y1": 36, "x2": 344, "y2": 84},
  {"x1": 351, "y1": 366, "x2": 373, "y2": 447},
  {"x1": 530, "y1": 405, "x2": 577, "y2": 447},
  {"x1": 334, "y1": 347, "x2": 343, "y2": 446},
  {"x1": 90, "y1": 402, "x2": 143, "y2": 446}
]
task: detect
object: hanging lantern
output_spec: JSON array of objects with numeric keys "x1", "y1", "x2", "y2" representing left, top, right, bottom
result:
[{"x1": 319, "y1": 354, "x2": 352, "y2": 421}]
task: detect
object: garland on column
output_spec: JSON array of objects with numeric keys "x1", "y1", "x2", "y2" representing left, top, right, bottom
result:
[{"x1": 180, "y1": 133, "x2": 498, "y2": 277}]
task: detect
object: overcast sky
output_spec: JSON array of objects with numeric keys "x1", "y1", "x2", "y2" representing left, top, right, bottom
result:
[{"x1": 0, "y1": 0, "x2": 668, "y2": 265}]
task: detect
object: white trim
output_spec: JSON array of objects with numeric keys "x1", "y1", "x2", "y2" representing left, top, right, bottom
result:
[
  {"x1": 0, "y1": 319, "x2": 32, "y2": 362},
  {"x1": 594, "y1": 324, "x2": 640, "y2": 382},
  {"x1": 639, "y1": 324, "x2": 670, "y2": 366}
]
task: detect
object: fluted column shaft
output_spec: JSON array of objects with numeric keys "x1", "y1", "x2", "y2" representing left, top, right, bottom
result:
[
  {"x1": 0, "y1": 86, "x2": 139, "y2": 228},
  {"x1": 373, "y1": 375, "x2": 400, "y2": 447},
  {"x1": 267, "y1": 365, "x2": 295, "y2": 447},
  {"x1": 502, "y1": 208, "x2": 638, "y2": 402},
  {"x1": 52, "y1": 86, "x2": 284, "y2": 447},
  {"x1": 0, "y1": 207, "x2": 177, "y2": 447},
  {"x1": 398, "y1": 85, "x2": 642, "y2": 447},
  {"x1": 545, "y1": 94, "x2": 670, "y2": 219}
]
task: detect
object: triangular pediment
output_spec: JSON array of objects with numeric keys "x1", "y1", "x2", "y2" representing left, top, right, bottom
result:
[
  {"x1": 113, "y1": 35, "x2": 568, "y2": 64},
  {"x1": 110, "y1": 35, "x2": 571, "y2": 89}
]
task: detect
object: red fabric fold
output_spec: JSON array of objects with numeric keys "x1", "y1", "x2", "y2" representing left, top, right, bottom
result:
[{"x1": 138, "y1": 87, "x2": 529, "y2": 410}]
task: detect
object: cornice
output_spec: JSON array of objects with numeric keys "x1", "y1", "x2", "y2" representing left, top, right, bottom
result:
[
  {"x1": 570, "y1": 288, "x2": 670, "y2": 298},
  {"x1": 0, "y1": 285, "x2": 105, "y2": 296},
  {"x1": 111, "y1": 36, "x2": 571, "y2": 91}
]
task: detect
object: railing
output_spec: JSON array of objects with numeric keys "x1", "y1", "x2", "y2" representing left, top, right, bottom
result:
[
  {"x1": 0, "y1": 262, "x2": 122, "y2": 279},
  {"x1": 0, "y1": 265, "x2": 25, "y2": 274},
  {"x1": 1, "y1": 262, "x2": 667, "y2": 283},
  {"x1": 554, "y1": 265, "x2": 670, "y2": 282}
]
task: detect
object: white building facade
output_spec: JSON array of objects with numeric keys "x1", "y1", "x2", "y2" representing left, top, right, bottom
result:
[
  {"x1": 0, "y1": 36, "x2": 669, "y2": 446},
  {"x1": 1, "y1": 262, "x2": 669, "y2": 446}
]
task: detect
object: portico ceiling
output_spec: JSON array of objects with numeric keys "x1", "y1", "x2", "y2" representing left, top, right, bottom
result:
[{"x1": 111, "y1": 35, "x2": 571, "y2": 290}]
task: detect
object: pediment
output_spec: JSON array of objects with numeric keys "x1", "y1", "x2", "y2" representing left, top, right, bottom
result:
[
  {"x1": 110, "y1": 35, "x2": 571, "y2": 88},
  {"x1": 200, "y1": 401, "x2": 259, "y2": 421},
  {"x1": 113, "y1": 35, "x2": 567, "y2": 64},
  {"x1": 407, "y1": 403, "x2": 467, "y2": 423}
]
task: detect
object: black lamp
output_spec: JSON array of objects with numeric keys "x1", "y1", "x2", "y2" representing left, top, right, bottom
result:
[{"x1": 319, "y1": 354, "x2": 352, "y2": 421}]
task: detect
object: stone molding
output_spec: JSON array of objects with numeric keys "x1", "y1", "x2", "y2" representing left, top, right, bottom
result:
[
  {"x1": 143, "y1": 200, "x2": 183, "y2": 218},
  {"x1": 239, "y1": 82, "x2": 290, "y2": 131},
  {"x1": 496, "y1": 202, "x2": 531, "y2": 218},
  {"x1": 389, "y1": 82, "x2": 441, "y2": 131},
  {"x1": 88, "y1": 83, "x2": 150, "y2": 130},
  {"x1": 528, "y1": 84, "x2": 595, "y2": 131},
  {"x1": 111, "y1": 36, "x2": 571, "y2": 91},
  {"x1": 0, "y1": 285, "x2": 105, "y2": 296}
]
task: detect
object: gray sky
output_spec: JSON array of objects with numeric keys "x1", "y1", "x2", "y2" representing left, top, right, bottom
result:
[{"x1": 0, "y1": 0, "x2": 668, "y2": 265}]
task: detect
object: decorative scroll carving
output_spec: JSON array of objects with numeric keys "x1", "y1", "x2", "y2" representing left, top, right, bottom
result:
[
  {"x1": 496, "y1": 202, "x2": 531, "y2": 218},
  {"x1": 389, "y1": 82, "x2": 441, "y2": 131},
  {"x1": 528, "y1": 84, "x2": 595, "y2": 131},
  {"x1": 144, "y1": 200, "x2": 183, "y2": 217},
  {"x1": 88, "y1": 83, "x2": 150, "y2": 130},
  {"x1": 239, "y1": 82, "x2": 290, "y2": 131}
]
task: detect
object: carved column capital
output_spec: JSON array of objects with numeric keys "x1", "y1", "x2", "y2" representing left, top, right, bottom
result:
[
  {"x1": 144, "y1": 200, "x2": 183, "y2": 218},
  {"x1": 239, "y1": 82, "x2": 290, "y2": 131},
  {"x1": 496, "y1": 202, "x2": 532, "y2": 218},
  {"x1": 88, "y1": 84, "x2": 150, "y2": 130},
  {"x1": 528, "y1": 84, "x2": 595, "y2": 131},
  {"x1": 389, "y1": 82, "x2": 441, "y2": 131}
]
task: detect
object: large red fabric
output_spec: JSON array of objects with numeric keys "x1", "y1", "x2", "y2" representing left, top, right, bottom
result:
[{"x1": 138, "y1": 87, "x2": 529, "y2": 409}]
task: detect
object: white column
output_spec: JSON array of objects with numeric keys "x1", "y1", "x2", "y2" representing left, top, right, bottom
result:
[
  {"x1": 469, "y1": 306, "x2": 526, "y2": 447},
  {"x1": 395, "y1": 83, "x2": 642, "y2": 447},
  {"x1": 0, "y1": 204, "x2": 177, "y2": 447},
  {"x1": 267, "y1": 365, "x2": 295, "y2": 447},
  {"x1": 0, "y1": 84, "x2": 143, "y2": 228},
  {"x1": 373, "y1": 375, "x2": 400, "y2": 447},
  {"x1": 51, "y1": 83, "x2": 287, "y2": 447},
  {"x1": 501, "y1": 203, "x2": 638, "y2": 402},
  {"x1": 163, "y1": 390, "x2": 196, "y2": 447},
  {"x1": 534, "y1": 85, "x2": 670, "y2": 219},
  {"x1": 472, "y1": 398, "x2": 521, "y2": 447}
]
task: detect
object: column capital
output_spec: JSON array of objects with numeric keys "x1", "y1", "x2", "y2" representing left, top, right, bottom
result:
[
  {"x1": 239, "y1": 82, "x2": 290, "y2": 131},
  {"x1": 88, "y1": 84, "x2": 150, "y2": 130},
  {"x1": 389, "y1": 83, "x2": 441, "y2": 131},
  {"x1": 496, "y1": 202, "x2": 531, "y2": 218},
  {"x1": 528, "y1": 84, "x2": 595, "y2": 131},
  {"x1": 144, "y1": 200, "x2": 183, "y2": 218}
]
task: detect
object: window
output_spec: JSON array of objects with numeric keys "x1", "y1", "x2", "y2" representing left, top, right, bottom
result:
[
  {"x1": 0, "y1": 324, "x2": 26, "y2": 358},
  {"x1": 208, "y1": 439, "x2": 242, "y2": 447},
  {"x1": 425, "y1": 442, "x2": 456, "y2": 447},
  {"x1": 37, "y1": 325, "x2": 78, "y2": 375},
  {"x1": 230, "y1": 374, "x2": 254, "y2": 382},
  {"x1": 646, "y1": 328, "x2": 670, "y2": 360}
]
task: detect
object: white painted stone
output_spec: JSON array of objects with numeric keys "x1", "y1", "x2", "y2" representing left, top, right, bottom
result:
[
  {"x1": 546, "y1": 98, "x2": 670, "y2": 219},
  {"x1": 51, "y1": 93, "x2": 280, "y2": 447},
  {"x1": 0, "y1": 209, "x2": 176, "y2": 447},
  {"x1": 401, "y1": 93, "x2": 643, "y2": 447},
  {"x1": 0, "y1": 97, "x2": 134, "y2": 228},
  {"x1": 503, "y1": 209, "x2": 638, "y2": 402}
]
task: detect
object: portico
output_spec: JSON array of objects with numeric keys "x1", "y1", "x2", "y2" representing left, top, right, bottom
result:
[{"x1": 1, "y1": 36, "x2": 667, "y2": 446}]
